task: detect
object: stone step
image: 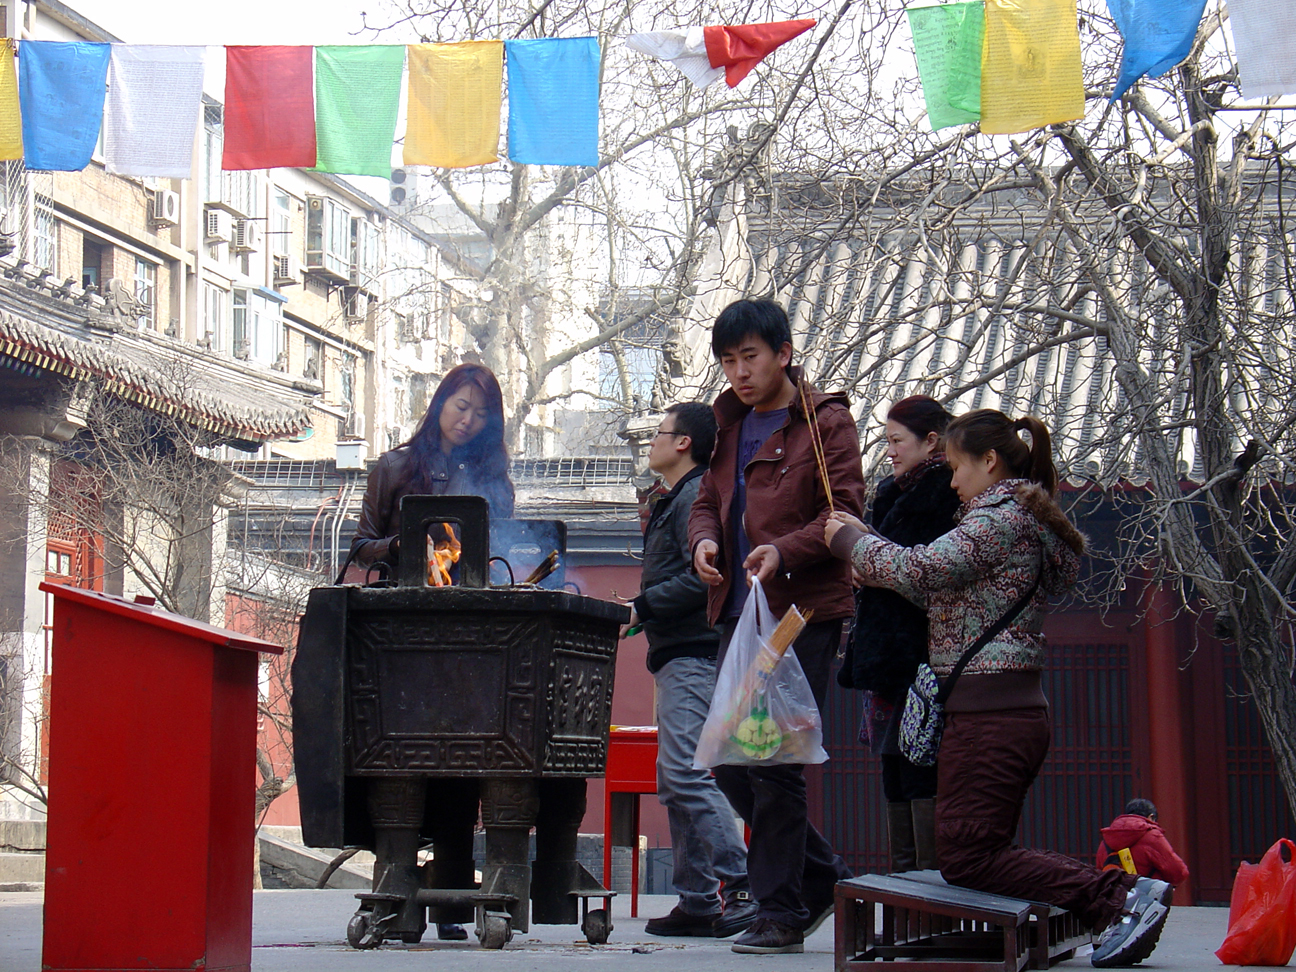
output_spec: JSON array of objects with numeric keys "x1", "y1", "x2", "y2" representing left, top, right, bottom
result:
[{"x1": 0, "y1": 851, "x2": 45, "y2": 887}]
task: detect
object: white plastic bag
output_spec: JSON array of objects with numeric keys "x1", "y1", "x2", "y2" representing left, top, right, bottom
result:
[{"x1": 693, "y1": 577, "x2": 828, "y2": 768}]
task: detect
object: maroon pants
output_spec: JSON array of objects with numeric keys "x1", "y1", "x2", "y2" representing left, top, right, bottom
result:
[{"x1": 936, "y1": 708, "x2": 1134, "y2": 930}]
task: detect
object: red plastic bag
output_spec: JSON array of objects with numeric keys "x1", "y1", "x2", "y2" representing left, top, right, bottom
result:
[{"x1": 1216, "y1": 838, "x2": 1296, "y2": 966}]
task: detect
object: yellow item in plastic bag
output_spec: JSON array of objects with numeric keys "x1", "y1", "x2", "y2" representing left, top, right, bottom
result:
[{"x1": 980, "y1": 0, "x2": 1083, "y2": 135}]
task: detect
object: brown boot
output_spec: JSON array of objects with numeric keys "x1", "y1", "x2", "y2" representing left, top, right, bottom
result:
[
  {"x1": 887, "y1": 802, "x2": 917, "y2": 872},
  {"x1": 911, "y1": 798, "x2": 937, "y2": 871}
]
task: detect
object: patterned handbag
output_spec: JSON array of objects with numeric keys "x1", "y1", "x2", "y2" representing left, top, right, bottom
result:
[{"x1": 899, "y1": 552, "x2": 1044, "y2": 767}]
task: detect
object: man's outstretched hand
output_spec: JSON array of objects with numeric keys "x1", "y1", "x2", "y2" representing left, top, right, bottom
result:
[
  {"x1": 743, "y1": 544, "x2": 781, "y2": 586},
  {"x1": 694, "y1": 539, "x2": 723, "y2": 586}
]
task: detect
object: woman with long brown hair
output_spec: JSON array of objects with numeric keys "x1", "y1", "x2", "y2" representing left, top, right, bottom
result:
[
  {"x1": 352, "y1": 362, "x2": 513, "y2": 570},
  {"x1": 827, "y1": 409, "x2": 1172, "y2": 968},
  {"x1": 350, "y1": 362, "x2": 513, "y2": 940}
]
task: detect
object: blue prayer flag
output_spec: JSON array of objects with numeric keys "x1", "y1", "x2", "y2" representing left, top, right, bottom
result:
[
  {"x1": 1106, "y1": 0, "x2": 1209, "y2": 101},
  {"x1": 505, "y1": 37, "x2": 599, "y2": 167},
  {"x1": 19, "y1": 41, "x2": 110, "y2": 171}
]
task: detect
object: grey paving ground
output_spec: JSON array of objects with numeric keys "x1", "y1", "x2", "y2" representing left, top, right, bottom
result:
[{"x1": 1, "y1": 891, "x2": 1234, "y2": 971}]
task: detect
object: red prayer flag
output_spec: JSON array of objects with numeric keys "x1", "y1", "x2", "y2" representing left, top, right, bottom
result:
[
  {"x1": 223, "y1": 46, "x2": 316, "y2": 170},
  {"x1": 703, "y1": 19, "x2": 816, "y2": 87}
]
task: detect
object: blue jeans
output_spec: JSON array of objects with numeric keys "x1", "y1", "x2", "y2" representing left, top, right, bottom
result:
[{"x1": 655, "y1": 655, "x2": 751, "y2": 915}]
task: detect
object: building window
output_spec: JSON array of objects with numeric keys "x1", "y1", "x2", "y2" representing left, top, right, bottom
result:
[
  {"x1": 82, "y1": 237, "x2": 105, "y2": 291},
  {"x1": 304, "y1": 335, "x2": 322, "y2": 381},
  {"x1": 272, "y1": 189, "x2": 292, "y2": 257},
  {"x1": 33, "y1": 194, "x2": 55, "y2": 271},
  {"x1": 232, "y1": 289, "x2": 249, "y2": 359},
  {"x1": 202, "y1": 104, "x2": 222, "y2": 206},
  {"x1": 134, "y1": 258, "x2": 156, "y2": 329},
  {"x1": 203, "y1": 284, "x2": 226, "y2": 350}
]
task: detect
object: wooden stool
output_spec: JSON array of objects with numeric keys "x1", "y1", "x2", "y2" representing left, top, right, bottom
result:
[
  {"x1": 835, "y1": 874, "x2": 1032, "y2": 972},
  {"x1": 892, "y1": 870, "x2": 1092, "y2": 968}
]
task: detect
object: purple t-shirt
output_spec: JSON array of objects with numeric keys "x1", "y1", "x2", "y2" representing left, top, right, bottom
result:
[{"x1": 726, "y1": 407, "x2": 789, "y2": 618}]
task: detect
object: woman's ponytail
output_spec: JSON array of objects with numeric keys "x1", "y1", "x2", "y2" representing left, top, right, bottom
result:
[
  {"x1": 1013, "y1": 416, "x2": 1058, "y2": 496},
  {"x1": 945, "y1": 409, "x2": 1060, "y2": 496}
]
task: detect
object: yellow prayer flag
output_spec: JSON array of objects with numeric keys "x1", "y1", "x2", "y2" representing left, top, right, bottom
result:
[
  {"x1": 405, "y1": 41, "x2": 503, "y2": 168},
  {"x1": 0, "y1": 40, "x2": 23, "y2": 161},
  {"x1": 980, "y1": 0, "x2": 1084, "y2": 135}
]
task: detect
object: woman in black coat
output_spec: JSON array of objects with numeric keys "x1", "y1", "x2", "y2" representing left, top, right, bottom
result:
[{"x1": 838, "y1": 395, "x2": 960, "y2": 871}]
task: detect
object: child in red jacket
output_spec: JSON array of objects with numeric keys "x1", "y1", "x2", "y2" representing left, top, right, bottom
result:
[{"x1": 1096, "y1": 799, "x2": 1190, "y2": 886}]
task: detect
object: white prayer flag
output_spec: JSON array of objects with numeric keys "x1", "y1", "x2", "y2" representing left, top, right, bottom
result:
[
  {"x1": 625, "y1": 28, "x2": 724, "y2": 88},
  {"x1": 1229, "y1": 0, "x2": 1296, "y2": 99},
  {"x1": 104, "y1": 45, "x2": 206, "y2": 179}
]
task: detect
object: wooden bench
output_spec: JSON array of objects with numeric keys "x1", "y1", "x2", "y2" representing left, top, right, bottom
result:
[
  {"x1": 892, "y1": 870, "x2": 1091, "y2": 969},
  {"x1": 835, "y1": 874, "x2": 1033, "y2": 972}
]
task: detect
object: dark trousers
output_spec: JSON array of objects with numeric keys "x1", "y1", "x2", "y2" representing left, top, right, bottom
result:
[
  {"x1": 881, "y1": 753, "x2": 938, "y2": 802},
  {"x1": 936, "y1": 708, "x2": 1134, "y2": 930},
  {"x1": 713, "y1": 618, "x2": 852, "y2": 927}
]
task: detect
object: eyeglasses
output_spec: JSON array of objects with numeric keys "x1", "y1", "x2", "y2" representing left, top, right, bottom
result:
[{"x1": 653, "y1": 430, "x2": 687, "y2": 439}]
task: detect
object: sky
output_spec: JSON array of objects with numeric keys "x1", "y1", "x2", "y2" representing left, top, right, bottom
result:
[{"x1": 68, "y1": 0, "x2": 383, "y2": 46}]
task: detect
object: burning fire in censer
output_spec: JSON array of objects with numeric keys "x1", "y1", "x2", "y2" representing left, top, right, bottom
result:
[{"x1": 427, "y1": 522, "x2": 462, "y2": 586}]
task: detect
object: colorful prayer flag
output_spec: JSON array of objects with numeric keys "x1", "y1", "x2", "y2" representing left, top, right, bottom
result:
[
  {"x1": 625, "y1": 29, "x2": 723, "y2": 88},
  {"x1": 703, "y1": 20, "x2": 816, "y2": 88},
  {"x1": 19, "y1": 41, "x2": 110, "y2": 172},
  {"x1": 405, "y1": 41, "x2": 503, "y2": 169},
  {"x1": 104, "y1": 45, "x2": 205, "y2": 179},
  {"x1": 1228, "y1": 0, "x2": 1296, "y2": 99},
  {"x1": 1106, "y1": 0, "x2": 1209, "y2": 101},
  {"x1": 223, "y1": 46, "x2": 316, "y2": 170},
  {"x1": 908, "y1": 2, "x2": 984, "y2": 131},
  {"x1": 980, "y1": 0, "x2": 1084, "y2": 135},
  {"x1": 506, "y1": 37, "x2": 599, "y2": 167},
  {"x1": 314, "y1": 45, "x2": 405, "y2": 178},
  {"x1": 0, "y1": 40, "x2": 21, "y2": 161}
]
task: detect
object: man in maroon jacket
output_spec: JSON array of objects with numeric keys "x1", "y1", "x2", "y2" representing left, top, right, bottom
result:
[
  {"x1": 1096, "y1": 799, "x2": 1190, "y2": 887},
  {"x1": 689, "y1": 299, "x2": 867, "y2": 954}
]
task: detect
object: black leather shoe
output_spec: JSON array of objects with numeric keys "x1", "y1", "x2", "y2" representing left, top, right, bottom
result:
[
  {"x1": 437, "y1": 922, "x2": 468, "y2": 941},
  {"x1": 714, "y1": 893, "x2": 759, "y2": 937},
  {"x1": 645, "y1": 905, "x2": 720, "y2": 937},
  {"x1": 731, "y1": 917, "x2": 805, "y2": 954}
]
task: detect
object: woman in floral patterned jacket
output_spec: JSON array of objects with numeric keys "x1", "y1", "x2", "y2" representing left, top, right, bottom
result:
[{"x1": 825, "y1": 410, "x2": 1173, "y2": 969}]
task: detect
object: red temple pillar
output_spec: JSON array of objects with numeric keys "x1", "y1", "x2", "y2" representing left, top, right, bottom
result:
[{"x1": 1141, "y1": 579, "x2": 1195, "y2": 904}]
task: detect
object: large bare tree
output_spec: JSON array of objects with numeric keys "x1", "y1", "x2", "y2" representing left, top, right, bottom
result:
[
  {"x1": 364, "y1": 0, "x2": 856, "y2": 440},
  {"x1": 664, "y1": 0, "x2": 1296, "y2": 811}
]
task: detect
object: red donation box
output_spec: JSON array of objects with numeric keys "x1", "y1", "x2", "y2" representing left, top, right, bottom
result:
[{"x1": 39, "y1": 583, "x2": 282, "y2": 972}]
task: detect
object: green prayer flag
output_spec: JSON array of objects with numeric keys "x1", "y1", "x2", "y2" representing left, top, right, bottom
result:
[
  {"x1": 907, "y1": 2, "x2": 984, "y2": 131},
  {"x1": 314, "y1": 45, "x2": 405, "y2": 177}
]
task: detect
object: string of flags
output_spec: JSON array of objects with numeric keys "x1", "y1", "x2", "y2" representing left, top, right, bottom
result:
[
  {"x1": 0, "y1": 21, "x2": 815, "y2": 177},
  {"x1": 3, "y1": 5, "x2": 1293, "y2": 178},
  {"x1": 911, "y1": 0, "x2": 1296, "y2": 135}
]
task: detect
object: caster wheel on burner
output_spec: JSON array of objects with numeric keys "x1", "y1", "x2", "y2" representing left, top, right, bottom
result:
[
  {"x1": 477, "y1": 913, "x2": 512, "y2": 949},
  {"x1": 582, "y1": 908, "x2": 611, "y2": 945}
]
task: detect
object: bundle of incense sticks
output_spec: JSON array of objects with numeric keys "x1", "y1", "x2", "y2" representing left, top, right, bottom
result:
[
  {"x1": 797, "y1": 378, "x2": 834, "y2": 514},
  {"x1": 522, "y1": 549, "x2": 560, "y2": 585}
]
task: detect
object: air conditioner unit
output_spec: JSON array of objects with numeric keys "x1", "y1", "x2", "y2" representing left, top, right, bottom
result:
[
  {"x1": 344, "y1": 287, "x2": 370, "y2": 322},
  {"x1": 150, "y1": 189, "x2": 180, "y2": 227},
  {"x1": 204, "y1": 207, "x2": 232, "y2": 244},
  {"x1": 342, "y1": 411, "x2": 366, "y2": 439},
  {"x1": 231, "y1": 218, "x2": 260, "y2": 253},
  {"x1": 272, "y1": 254, "x2": 301, "y2": 286}
]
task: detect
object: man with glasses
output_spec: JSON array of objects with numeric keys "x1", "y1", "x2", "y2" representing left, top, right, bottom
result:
[{"x1": 624, "y1": 402, "x2": 757, "y2": 939}]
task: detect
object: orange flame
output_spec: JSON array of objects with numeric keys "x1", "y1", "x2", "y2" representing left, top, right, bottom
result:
[{"x1": 427, "y1": 522, "x2": 462, "y2": 587}]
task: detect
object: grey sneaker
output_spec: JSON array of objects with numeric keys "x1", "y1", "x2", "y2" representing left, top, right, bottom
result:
[{"x1": 1091, "y1": 877, "x2": 1173, "y2": 967}]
